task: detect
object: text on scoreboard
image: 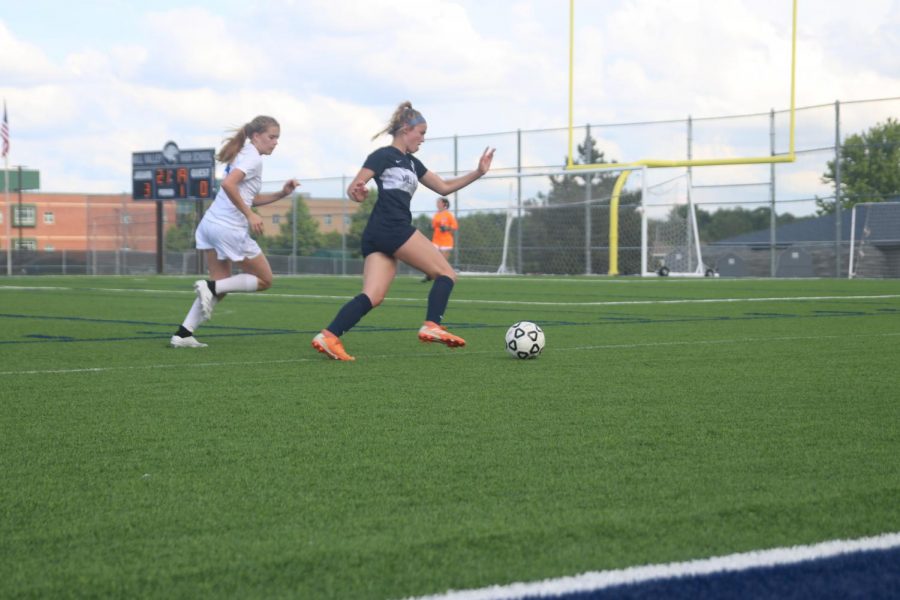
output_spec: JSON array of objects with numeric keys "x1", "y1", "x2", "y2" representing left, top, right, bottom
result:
[{"x1": 132, "y1": 141, "x2": 216, "y2": 200}]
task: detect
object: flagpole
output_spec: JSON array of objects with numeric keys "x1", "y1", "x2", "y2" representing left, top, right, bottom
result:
[
  {"x1": 4, "y1": 153, "x2": 10, "y2": 276},
  {"x1": 3, "y1": 99, "x2": 9, "y2": 276}
]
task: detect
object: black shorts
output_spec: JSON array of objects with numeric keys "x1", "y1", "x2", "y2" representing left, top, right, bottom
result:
[{"x1": 361, "y1": 223, "x2": 417, "y2": 258}]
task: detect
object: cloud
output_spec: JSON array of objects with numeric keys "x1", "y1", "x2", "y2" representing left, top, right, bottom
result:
[
  {"x1": 0, "y1": 0, "x2": 898, "y2": 213},
  {"x1": 0, "y1": 21, "x2": 59, "y2": 84},
  {"x1": 135, "y1": 7, "x2": 269, "y2": 87}
]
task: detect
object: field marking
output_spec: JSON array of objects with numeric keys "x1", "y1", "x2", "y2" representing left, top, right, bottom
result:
[
  {"x1": 2, "y1": 285, "x2": 899, "y2": 307},
  {"x1": 400, "y1": 532, "x2": 900, "y2": 600},
  {"x1": 2, "y1": 330, "x2": 898, "y2": 377},
  {"x1": 448, "y1": 294, "x2": 900, "y2": 307},
  {"x1": 0, "y1": 357, "x2": 317, "y2": 376},
  {"x1": 0, "y1": 276, "x2": 828, "y2": 286}
]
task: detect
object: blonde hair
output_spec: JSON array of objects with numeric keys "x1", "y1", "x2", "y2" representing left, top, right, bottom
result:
[
  {"x1": 217, "y1": 115, "x2": 279, "y2": 164},
  {"x1": 372, "y1": 101, "x2": 425, "y2": 141}
]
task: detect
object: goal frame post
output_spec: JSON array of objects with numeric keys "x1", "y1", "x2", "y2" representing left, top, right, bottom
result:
[
  {"x1": 848, "y1": 201, "x2": 900, "y2": 279},
  {"x1": 567, "y1": 0, "x2": 798, "y2": 276}
]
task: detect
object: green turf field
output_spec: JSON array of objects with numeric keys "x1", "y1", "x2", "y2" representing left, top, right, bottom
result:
[{"x1": 2, "y1": 275, "x2": 899, "y2": 599}]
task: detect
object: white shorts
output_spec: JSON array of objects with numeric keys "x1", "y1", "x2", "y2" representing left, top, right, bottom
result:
[
  {"x1": 195, "y1": 218, "x2": 262, "y2": 262},
  {"x1": 433, "y1": 243, "x2": 454, "y2": 252}
]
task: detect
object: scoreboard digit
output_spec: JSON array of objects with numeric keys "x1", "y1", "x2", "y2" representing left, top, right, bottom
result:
[{"x1": 132, "y1": 141, "x2": 215, "y2": 201}]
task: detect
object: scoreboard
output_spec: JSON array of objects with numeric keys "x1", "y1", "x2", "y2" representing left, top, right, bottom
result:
[{"x1": 132, "y1": 141, "x2": 216, "y2": 200}]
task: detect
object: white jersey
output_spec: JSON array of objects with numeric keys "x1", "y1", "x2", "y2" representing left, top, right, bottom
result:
[{"x1": 202, "y1": 143, "x2": 264, "y2": 229}]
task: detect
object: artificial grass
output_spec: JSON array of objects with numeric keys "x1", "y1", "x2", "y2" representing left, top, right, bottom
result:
[{"x1": 1, "y1": 275, "x2": 898, "y2": 598}]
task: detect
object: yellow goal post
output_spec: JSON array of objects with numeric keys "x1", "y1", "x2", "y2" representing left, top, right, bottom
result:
[{"x1": 567, "y1": 0, "x2": 798, "y2": 275}]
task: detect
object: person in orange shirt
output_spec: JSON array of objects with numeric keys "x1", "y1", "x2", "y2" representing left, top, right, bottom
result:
[
  {"x1": 431, "y1": 197, "x2": 458, "y2": 257},
  {"x1": 423, "y1": 197, "x2": 458, "y2": 281}
]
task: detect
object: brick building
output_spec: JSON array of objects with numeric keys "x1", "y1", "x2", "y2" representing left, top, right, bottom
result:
[
  {"x1": 2, "y1": 192, "x2": 177, "y2": 252},
  {"x1": 1, "y1": 192, "x2": 360, "y2": 253},
  {"x1": 252, "y1": 197, "x2": 354, "y2": 237}
]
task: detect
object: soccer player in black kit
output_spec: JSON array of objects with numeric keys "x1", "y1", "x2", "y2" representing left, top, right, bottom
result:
[{"x1": 312, "y1": 101, "x2": 494, "y2": 361}]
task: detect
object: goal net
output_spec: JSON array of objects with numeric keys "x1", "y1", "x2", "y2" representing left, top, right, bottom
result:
[
  {"x1": 448, "y1": 164, "x2": 713, "y2": 277},
  {"x1": 463, "y1": 167, "x2": 710, "y2": 277},
  {"x1": 488, "y1": 166, "x2": 645, "y2": 276},
  {"x1": 848, "y1": 201, "x2": 900, "y2": 278},
  {"x1": 640, "y1": 170, "x2": 709, "y2": 277}
]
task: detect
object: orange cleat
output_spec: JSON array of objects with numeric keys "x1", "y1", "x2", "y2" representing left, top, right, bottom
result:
[
  {"x1": 418, "y1": 321, "x2": 466, "y2": 348},
  {"x1": 312, "y1": 331, "x2": 355, "y2": 361}
]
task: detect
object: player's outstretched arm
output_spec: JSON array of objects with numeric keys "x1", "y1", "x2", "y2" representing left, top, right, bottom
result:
[
  {"x1": 253, "y1": 178, "x2": 300, "y2": 207},
  {"x1": 421, "y1": 147, "x2": 494, "y2": 196}
]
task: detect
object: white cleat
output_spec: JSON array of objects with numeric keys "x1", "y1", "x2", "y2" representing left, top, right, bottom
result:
[
  {"x1": 194, "y1": 280, "x2": 214, "y2": 320},
  {"x1": 170, "y1": 335, "x2": 208, "y2": 348}
]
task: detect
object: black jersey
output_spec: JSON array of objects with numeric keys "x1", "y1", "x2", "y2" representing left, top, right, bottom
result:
[{"x1": 363, "y1": 146, "x2": 428, "y2": 229}]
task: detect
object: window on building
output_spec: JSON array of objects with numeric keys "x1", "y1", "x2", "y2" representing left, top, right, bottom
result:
[
  {"x1": 324, "y1": 214, "x2": 332, "y2": 226},
  {"x1": 13, "y1": 205, "x2": 36, "y2": 227},
  {"x1": 343, "y1": 215, "x2": 351, "y2": 226},
  {"x1": 272, "y1": 214, "x2": 281, "y2": 225},
  {"x1": 44, "y1": 211, "x2": 55, "y2": 224},
  {"x1": 14, "y1": 238, "x2": 37, "y2": 251},
  {"x1": 44, "y1": 245, "x2": 55, "y2": 252}
]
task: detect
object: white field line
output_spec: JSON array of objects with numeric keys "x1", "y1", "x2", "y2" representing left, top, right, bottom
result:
[
  {"x1": 0, "y1": 276, "x2": 833, "y2": 285},
  {"x1": 401, "y1": 532, "x2": 900, "y2": 600},
  {"x1": 1, "y1": 285, "x2": 899, "y2": 307},
  {"x1": 2, "y1": 331, "x2": 898, "y2": 377},
  {"x1": 0, "y1": 357, "x2": 314, "y2": 376},
  {"x1": 445, "y1": 294, "x2": 900, "y2": 307}
]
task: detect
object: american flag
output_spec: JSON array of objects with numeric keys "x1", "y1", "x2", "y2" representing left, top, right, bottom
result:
[{"x1": 1, "y1": 101, "x2": 8, "y2": 159}]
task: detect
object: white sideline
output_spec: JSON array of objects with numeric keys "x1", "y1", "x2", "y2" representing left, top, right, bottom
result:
[
  {"x1": 400, "y1": 532, "x2": 900, "y2": 600},
  {"x1": 1, "y1": 285, "x2": 899, "y2": 307},
  {"x1": 447, "y1": 293, "x2": 900, "y2": 307}
]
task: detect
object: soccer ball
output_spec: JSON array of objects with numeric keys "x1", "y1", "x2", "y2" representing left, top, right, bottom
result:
[{"x1": 505, "y1": 321, "x2": 545, "y2": 359}]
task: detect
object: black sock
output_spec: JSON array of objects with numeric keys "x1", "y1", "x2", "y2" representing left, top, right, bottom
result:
[
  {"x1": 326, "y1": 294, "x2": 373, "y2": 337},
  {"x1": 426, "y1": 275, "x2": 454, "y2": 324},
  {"x1": 175, "y1": 325, "x2": 192, "y2": 338},
  {"x1": 207, "y1": 280, "x2": 217, "y2": 295}
]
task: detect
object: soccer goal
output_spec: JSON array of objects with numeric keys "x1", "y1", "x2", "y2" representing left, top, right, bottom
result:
[
  {"x1": 485, "y1": 166, "x2": 716, "y2": 277},
  {"x1": 639, "y1": 170, "x2": 713, "y2": 277},
  {"x1": 490, "y1": 165, "x2": 647, "y2": 276},
  {"x1": 848, "y1": 201, "x2": 900, "y2": 278},
  {"x1": 496, "y1": 202, "x2": 516, "y2": 274}
]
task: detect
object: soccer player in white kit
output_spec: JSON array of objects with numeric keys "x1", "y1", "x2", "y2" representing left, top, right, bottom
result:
[{"x1": 170, "y1": 115, "x2": 299, "y2": 348}]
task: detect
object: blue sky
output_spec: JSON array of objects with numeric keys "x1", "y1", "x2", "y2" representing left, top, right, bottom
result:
[{"x1": 2, "y1": 0, "x2": 899, "y2": 211}]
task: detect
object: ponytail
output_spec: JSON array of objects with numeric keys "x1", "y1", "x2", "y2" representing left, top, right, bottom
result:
[
  {"x1": 372, "y1": 101, "x2": 425, "y2": 141},
  {"x1": 217, "y1": 115, "x2": 279, "y2": 163}
]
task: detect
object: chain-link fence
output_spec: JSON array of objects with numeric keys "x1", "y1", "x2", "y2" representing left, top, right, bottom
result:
[{"x1": 7, "y1": 97, "x2": 898, "y2": 277}]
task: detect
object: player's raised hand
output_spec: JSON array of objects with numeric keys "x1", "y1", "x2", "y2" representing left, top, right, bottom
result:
[
  {"x1": 477, "y1": 147, "x2": 495, "y2": 176},
  {"x1": 281, "y1": 178, "x2": 300, "y2": 197}
]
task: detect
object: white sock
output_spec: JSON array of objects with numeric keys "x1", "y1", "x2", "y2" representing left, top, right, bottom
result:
[
  {"x1": 181, "y1": 296, "x2": 220, "y2": 332},
  {"x1": 181, "y1": 298, "x2": 205, "y2": 332},
  {"x1": 215, "y1": 273, "x2": 259, "y2": 294}
]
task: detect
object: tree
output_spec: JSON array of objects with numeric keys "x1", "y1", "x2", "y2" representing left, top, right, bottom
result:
[
  {"x1": 697, "y1": 206, "x2": 797, "y2": 242},
  {"x1": 413, "y1": 213, "x2": 431, "y2": 237},
  {"x1": 521, "y1": 131, "x2": 638, "y2": 274},
  {"x1": 165, "y1": 219, "x2": 196, "y2": 251},
  {"x1": 818, "y1": 117, "x2": 900, "y2": 214},
  {"x1": 165, "y1": 201, "x2": 201, "y2": 251},
  {"x1": 456, "y1": 211, "x2": 508, "y2": 270},
  {"x1": 539, "y1": 130, "x2": 620, "y2": 205},
  {"x1": 256, "y1": 195, "x2": 322, "y2": 256}
]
